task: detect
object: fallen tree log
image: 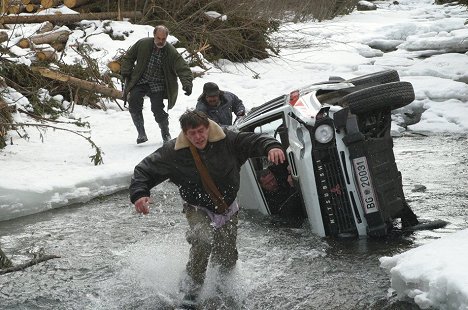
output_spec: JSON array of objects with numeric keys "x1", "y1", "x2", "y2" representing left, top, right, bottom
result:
[
  {"x1": 63, "y1": 0, "x2": 89, "y2": 8},
  {"x1": 3, "y1": 0, "x2": 21, "y2": 8},
  {"x1": 107, "y1": 60, "x2": 121, "y2": 73},
  {"x1": 30, "y1": 28, "x2": 70, "y2": 45},
  {"x1": 25, "y1": 3, "x2": 38, "y2": 12},
  {"x1": 40, "y1": 0, "x2": 61, "y2": 9},
  {"x1": 17, "y1": 37, "x2": 31, "y2": 48},
  {"x1": 38, "y1": 20, "x2": 54, "y2": 33},
  {"x1": 2, "y1": 0, "x2": 20, "y2": 14},
  {"x1": 35, "y1": 49, "x2": 56, "y2": 61},
  {"x1": 21, "y1": 0, "x2": 41, "y2": 4},
  {"x1": 8, "y1": 4, "x2": 25, "y2": 14},
  {"x1": 0, "y1": 10, "x2": 143, "y2": 24},
  {"x1": 33, "y1": 44, "x2": 57, "y2": 61},
  {"x1": 17, "y1": 29, "x2": 69, "y2": 48},
  {"x1": 51, "y1": 41, "x2": 65, "y2": 51},
  {"x1": 32, "y1": 66, "x2": 123, "y2": 99}
]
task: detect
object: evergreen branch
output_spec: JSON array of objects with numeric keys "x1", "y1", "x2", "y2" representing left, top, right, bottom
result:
[{"x1": 17, "y1": 108, "x2": 90, "y2": 128}]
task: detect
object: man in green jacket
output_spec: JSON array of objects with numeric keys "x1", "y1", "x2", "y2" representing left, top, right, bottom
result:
[{"x1": 121, "y1": 25, "x2": 193, "y2": 144}]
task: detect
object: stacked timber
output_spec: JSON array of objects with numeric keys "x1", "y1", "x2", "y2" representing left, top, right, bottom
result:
[
  {"x1": 21, "y1": 0, "x2": 39, "y2": 10},
  {"x1": 63, "y1": 0, "x2": 89, "y2": 8},
  {"x1": 7, "y1": 2, "x2": 24, "y2": 14},
  {"x1": 40, "y1": 0, "x2": 61, "y2": 9},
  {"x1": 107, "y1": 60, "x2": 121, "y2": 73},
  {"x1": 24, "y1": 3, "x2": 39, "y2": 12},
  {"x1": 29, "y1": 27, "x2": 70, "y2": 45},
  {"x1": 14, "y1": 24, "x2": 70, "y2": 62},
  {"x1": 37, "y1": 21, "x2": 54, "y2": 33},
  {"x1": 17, "y1": 27, "x2": 70, "y2": 48},
  {"x1": 34, "y1": 44, "x2": 56, "y2": 61},
  {"x1": 21, "y1": 0, "x2": 40, "y2": 3},
  {"x1": 2, "y1": 0, "x2": 19, "y2": 14}
]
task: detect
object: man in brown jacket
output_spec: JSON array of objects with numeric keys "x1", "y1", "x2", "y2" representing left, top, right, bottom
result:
[
  {"x1": 121, "y1": 25, "x2": 193, "y2": 144},
  {"x1": 129, "y1": 110, "x2": 285, "y2": 305}
]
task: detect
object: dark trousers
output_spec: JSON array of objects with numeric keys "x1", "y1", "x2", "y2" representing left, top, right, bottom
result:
[{"x1": 128, "y1": 83, "x2": 168, "y2": 122}]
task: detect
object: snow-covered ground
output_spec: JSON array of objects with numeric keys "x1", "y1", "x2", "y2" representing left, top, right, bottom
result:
[
  {"x1": 1, "y1": 0, "x2": 467, "y2": 308},
  {"x1": 380, "y1": 229, "x2": 468, "y2": 309}
]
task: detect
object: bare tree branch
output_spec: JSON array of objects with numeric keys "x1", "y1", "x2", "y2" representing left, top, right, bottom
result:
[
  {"x1": 0, "y1": 255, "x2": 61, "y2": 275},
  {"x1": 0, "y1": 122, "x2": 104, "y2": 165}
]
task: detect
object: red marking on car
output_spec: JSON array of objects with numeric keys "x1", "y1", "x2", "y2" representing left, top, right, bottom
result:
[
  {"x1": 330, "y1": 184, "x2": 342, "y2": 195},
  {"x1": 289, "y1": 90, "x2": 300, "y2": 105}
]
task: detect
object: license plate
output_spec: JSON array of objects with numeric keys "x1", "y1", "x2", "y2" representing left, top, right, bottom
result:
[{"x1": 352, "y1": 156, "x2": 379, "y2": 214}]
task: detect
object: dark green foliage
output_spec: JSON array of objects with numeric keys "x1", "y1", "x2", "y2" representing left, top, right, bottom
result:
[
  {"x1": 0, "y1": 62, "x2": 63, "y2": 117},
  {"x1": 0, "y1": 46, "x2": 112, "y2": 116},
  {"x1": 172, "y1": 16, "x2": 280, "y2": 62},
  {"x1": 68, "y1": 0, "x2": 357, "y2": 63},
  {"x1": 143, "y1": 0, "x2": 281, "y2": 62}
]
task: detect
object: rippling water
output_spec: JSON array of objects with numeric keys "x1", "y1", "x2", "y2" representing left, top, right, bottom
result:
[{"x1": 1, "y1": 134, "x2": 467, "y2": 310}]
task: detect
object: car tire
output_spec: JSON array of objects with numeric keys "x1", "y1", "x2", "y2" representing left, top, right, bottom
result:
[
  {"x1": 345, "y1": 69, "x2": 400, "y2": 87},
  {"x1": 338, "y1": 81, "x2": 415, "y2": 114},
  {"x1": 317, "y1": 70, "x2": 401, "y2": 104}
]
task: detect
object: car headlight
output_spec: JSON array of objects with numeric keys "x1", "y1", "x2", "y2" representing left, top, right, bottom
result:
[{"x1": 314, "y1": 124, "x2": 334, "y2": 143}]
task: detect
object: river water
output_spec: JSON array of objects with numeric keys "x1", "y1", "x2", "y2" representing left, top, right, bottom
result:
[{"x1": 1, "y1": 134, "x2": 467, "y2": 310}]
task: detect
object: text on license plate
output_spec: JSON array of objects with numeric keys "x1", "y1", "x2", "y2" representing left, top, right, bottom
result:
[{"x1": 352, "y1": 156, "x2": 379, "y2": 214}]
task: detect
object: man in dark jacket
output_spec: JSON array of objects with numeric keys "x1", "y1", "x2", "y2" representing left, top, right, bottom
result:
[
  {"x1": 258, "y1": 163, "x2": 305, "y2": 226},
  {"x1": 121, "y1": 25, "x2": 193, "y2": 144},
  {"x1": 195, "y1": 82, "x2": 245, "y2": 126},
  {"x1": 129, "y1": 110, "x2": 284, "y2": 304}
]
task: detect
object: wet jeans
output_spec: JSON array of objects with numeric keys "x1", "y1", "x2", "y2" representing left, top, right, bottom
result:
[{"x1": 184, "y1": 204, "x2": 239, "y2": 287}]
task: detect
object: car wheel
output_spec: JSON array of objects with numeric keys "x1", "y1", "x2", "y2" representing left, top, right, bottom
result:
[
  {"x1": 345, "y1": 69, "x2": 400, "y2": 87},
  {"x1": 338, "y1": 81, "x2": 415, "y2": 114},
  {"x1": 317, "y1": 70, "x2": 400, "y2": 104}
]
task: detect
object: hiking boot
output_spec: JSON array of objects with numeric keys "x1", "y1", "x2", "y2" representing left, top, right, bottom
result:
[
  {"x1": 179, "y1": 279, "x2": 201, "y2": 309},
  {"x1": 136, "y1": 135, "x2": 148, "y2": 144},
  {"x1": 181, "y1": 292, "x2": 199, "y2": 308},
  {"x1": 130, "y1": 112, "x2": 148, "y2": 144},
  {"x1": 162, "y1": 132, "x2": 171, "y2": 142},
  {"x1": 158, "y1": 118, "x2": 171, "y2": 142}
]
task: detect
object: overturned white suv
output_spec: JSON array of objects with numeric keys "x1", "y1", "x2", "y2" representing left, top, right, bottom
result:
[{"x1": 236, "y1": 70, "x2": 421, "y2": 238}]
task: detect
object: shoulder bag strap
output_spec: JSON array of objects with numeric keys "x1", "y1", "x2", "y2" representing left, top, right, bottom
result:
[{"x1": 189, "y1": 144, "x2": 229, "y2": 214}]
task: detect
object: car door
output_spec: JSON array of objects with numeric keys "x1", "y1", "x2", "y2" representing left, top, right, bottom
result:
[{"x1": 238, "y1": 113, "x2": 288, "y2": 215}]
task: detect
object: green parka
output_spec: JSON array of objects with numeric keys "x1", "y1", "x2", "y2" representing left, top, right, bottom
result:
[{"x1": 120, "y1": 38, "x2": 193, "y2": 109}]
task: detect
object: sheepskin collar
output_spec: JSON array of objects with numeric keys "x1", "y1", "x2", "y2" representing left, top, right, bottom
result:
[{"x1": 174, "y1": 119, "x2": 226, "y2": 150}]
